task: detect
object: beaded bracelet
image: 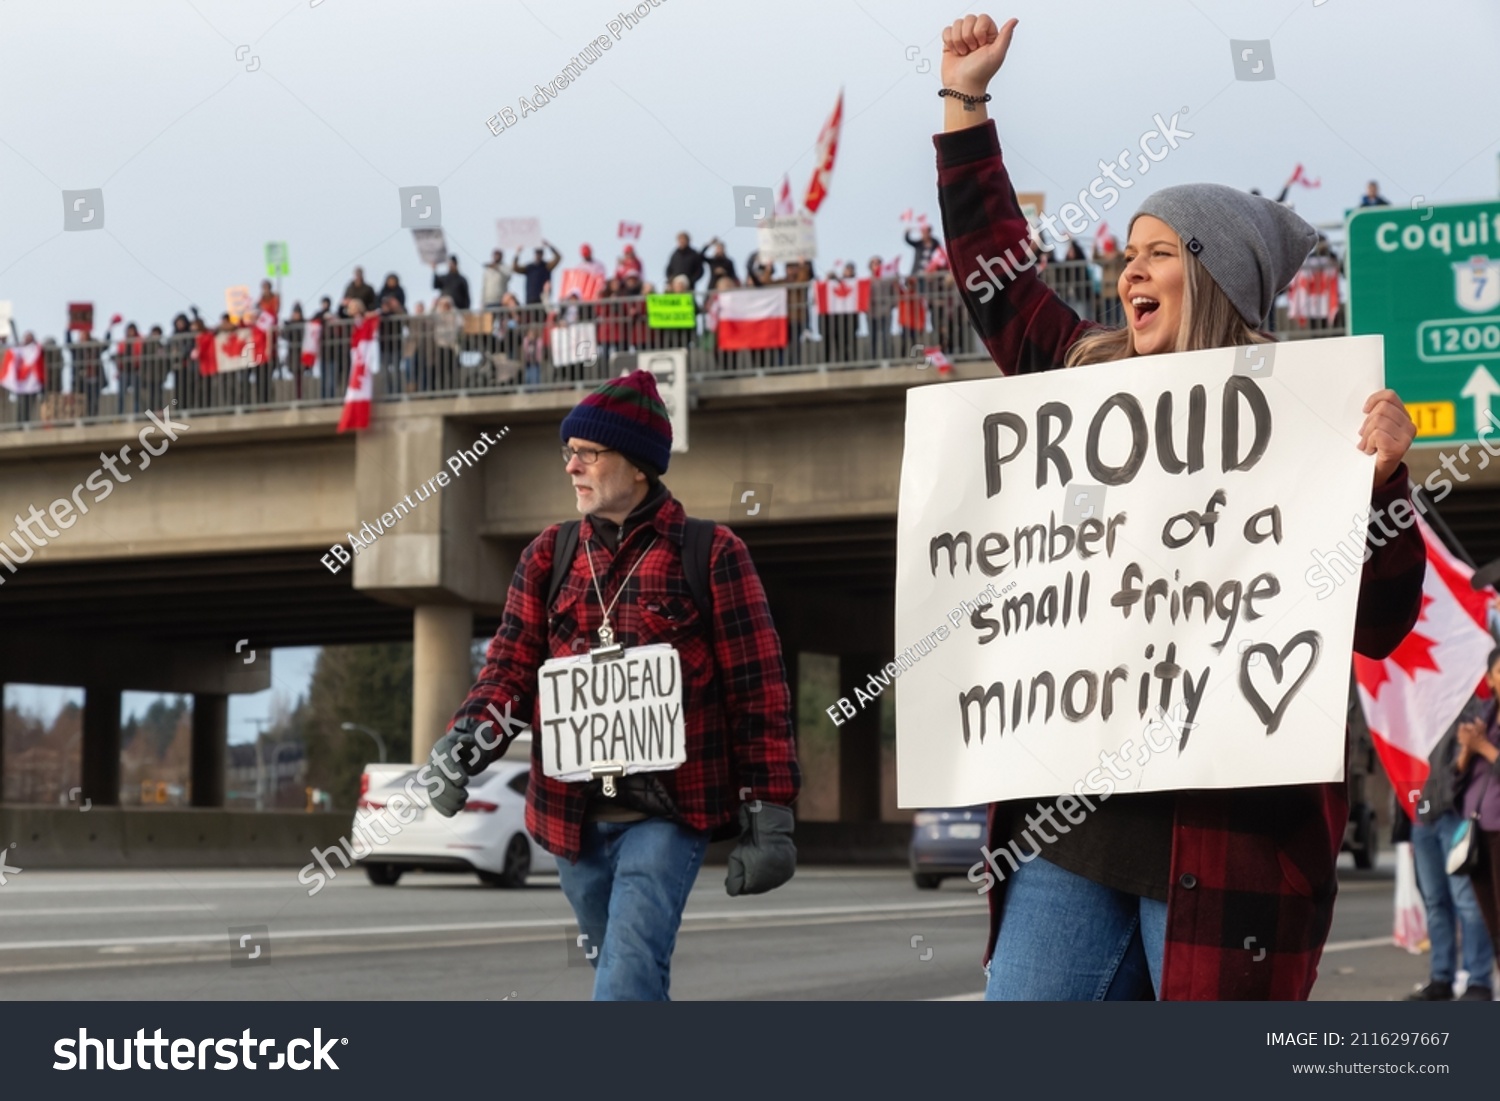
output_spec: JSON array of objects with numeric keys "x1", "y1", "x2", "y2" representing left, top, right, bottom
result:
[{"x1": 938, "y1": 88, "x2": 992, "y2": 111}]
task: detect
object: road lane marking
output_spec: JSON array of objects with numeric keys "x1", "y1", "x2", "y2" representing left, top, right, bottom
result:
[
  {"x1": 0, "y1": 904, "x2": 213, "y2": 917},
  {"x1": 1320, "y1": 935, "x2": 1395, "y2": 953},
  {"x1": 0, "y1": 898, "x2": 985, "y2": 952}
]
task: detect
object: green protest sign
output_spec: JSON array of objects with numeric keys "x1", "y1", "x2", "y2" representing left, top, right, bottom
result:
[
  {"x1": 264, "y1": 241, "x2": 290, "y2": 278},
  {"x1": 647, "y1": 294, "x2": 696, "y2": 329}
]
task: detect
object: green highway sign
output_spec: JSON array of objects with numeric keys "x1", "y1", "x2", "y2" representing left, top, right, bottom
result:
[
  {"x1": 264, "y1": 240, "x2": 290, "y2": 278},
  {"x1": 1346, "y1": 200, "x2": 1500, "y2": 446}
]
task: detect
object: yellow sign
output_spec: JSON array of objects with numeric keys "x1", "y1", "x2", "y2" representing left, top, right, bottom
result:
[{"x1": 1405, "y1": 401, "x2": 1455, "y2": 438}]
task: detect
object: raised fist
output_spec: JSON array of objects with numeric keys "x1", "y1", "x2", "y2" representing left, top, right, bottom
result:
[{"x1": 940, "y1": 15, "x2": 1017, "y2": 96}]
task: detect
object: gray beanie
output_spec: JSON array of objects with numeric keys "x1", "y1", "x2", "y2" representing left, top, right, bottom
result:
[{"x1": 1131, "y1": 184, "x2": 1317, "y2": 328}]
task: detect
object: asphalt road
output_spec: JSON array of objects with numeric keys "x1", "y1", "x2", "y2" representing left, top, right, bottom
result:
[{"x1": 0, "y1": 855, "x2": 1475, "y2": 1001}]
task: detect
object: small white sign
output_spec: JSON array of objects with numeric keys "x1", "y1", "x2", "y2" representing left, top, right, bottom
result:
[
  {"x1": 537, "y1": 644, "x2": 687, "y2": 782},
  {"x1": 638, "y1": 348, "x2": 689, "y2": 454},
  {"x1": 496, "y1": 217, "x2": 544, "y2": 252},
  {"x1": 412, "y1": 227, "x2": 448, "y2": 264},
  {"x1": 756, "y1": 215, "x2": 817, "y2": 264}
]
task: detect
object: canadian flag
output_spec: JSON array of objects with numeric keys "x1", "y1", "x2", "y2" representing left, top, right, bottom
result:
[
  {"x1": 195, "y1": 329, "x2": 254, "y2": 374},
  {"x1": 618, "y1": 220, "x2": 642, "y2": 240},
  {"x1": 1357, "y1": 512, "x2": 1497, "y2": 820},
  {"x1": 923, "y1": 346, "x2": 952, "y2": 374},
  {"x1": 337, "y1": 315, "x2": 382, "y2": 433},
  {"x1": 815, "y1": 278, "x2": 870, "y2": 315},
  {"x1": 250, "y1": 308, "x2": 276, "y2": 366},
  {"x1": 899, "y1": 209, "x2": 929, "y2": 226},
  {"x1": 802, "y1": 89, "x2": 843, "y2": 214},
  {"x1": 924, "y1": 245, "x2": 950, "y2": 273},
  {"x1": 0, "y1": 343, "x2": 44, "y2": 394},
  {"x1": 558, "y1": 268, "x2": 604, "y2": 302},
  {"x1": 879, "y1": 256, "x2": 903, "y2": 278},
  {"x1": 716, "y1": 287, "x2": 787, "y2": 351},
  {"x1": 301, "y1": 319, "x2": 322, "y2": 374},
  {"x1": 775, "y1": 174, "x2": 796, "y2": 217}
]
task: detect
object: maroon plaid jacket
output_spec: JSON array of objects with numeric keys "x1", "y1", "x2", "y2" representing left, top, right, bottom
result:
[
  {"x1": 935, "y1": 120, "x2": 1426, "y2": 999},
  {"x1": 448, "y1": 493, "x2": 800, "y2": 862}
]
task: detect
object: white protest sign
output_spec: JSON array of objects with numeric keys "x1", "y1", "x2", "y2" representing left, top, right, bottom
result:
[
  {"x1": 550, "y1": 321, "x2": 598, "y2": 367},
  {"x1": 895, "y1": 336, "x2": 1385, "y2": 809},
  {"x1": 537, "y1": 644, "x2": 686, "y2": 781},
  {"x1": 756, "y1": 214, "x2": 817, "y2": 264},
  {"x1": 638, "y1": 348, "x2": 689, "y2": 454},
  {"x1": 412, "y1": 227, "x2": 448, "y2": 264},
  {"x1": 496, "y1": 217, "x2": 544, "y2": 251}
]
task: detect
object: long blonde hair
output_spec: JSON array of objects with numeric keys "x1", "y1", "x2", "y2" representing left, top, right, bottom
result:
[{"x1": 1064, "y1": 242, "x2": 1273, "y2": 367}]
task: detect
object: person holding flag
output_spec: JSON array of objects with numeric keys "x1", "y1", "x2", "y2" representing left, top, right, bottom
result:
[{"x1": 933, "y1": 13, "x2": 1424, "y2": 1001}]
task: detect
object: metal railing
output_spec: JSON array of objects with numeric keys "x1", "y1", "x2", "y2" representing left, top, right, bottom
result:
[{"x1": 0, "y1": 264, "x2": 1346, "y2": 431}]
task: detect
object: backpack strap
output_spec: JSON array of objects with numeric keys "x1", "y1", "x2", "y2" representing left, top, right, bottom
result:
[
  {"x1": 546, "y1": 520, "x2": 581, "y2": 612},
  {"x1": 680, "y1": 517, "x2": 716, "y2": 622}
]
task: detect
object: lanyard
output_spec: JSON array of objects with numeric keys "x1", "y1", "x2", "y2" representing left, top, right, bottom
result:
[{"x1": 583, "y1": 536, "x2": 658, "y2": 650}]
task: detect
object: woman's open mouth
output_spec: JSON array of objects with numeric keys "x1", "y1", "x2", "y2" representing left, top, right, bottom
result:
[{"x1": 1130, "y1": 295, "x2": 1160, "y2": 330}]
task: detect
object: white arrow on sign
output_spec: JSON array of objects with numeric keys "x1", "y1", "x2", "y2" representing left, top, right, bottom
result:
[{"x1": 1459, "y1": 364, "x2": 1500, "y2": 432}]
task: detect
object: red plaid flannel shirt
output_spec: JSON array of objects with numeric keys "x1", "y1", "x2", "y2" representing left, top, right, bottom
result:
[
  {"x1": 448, "y1": 493, "x2": 800, "y2": 863},
  {"x1": 935, "y1": 121, "x2": 1426, "y2": 999}
]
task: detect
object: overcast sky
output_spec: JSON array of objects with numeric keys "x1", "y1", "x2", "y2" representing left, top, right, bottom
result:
[
  {"x1": 2, "y1": 0, "x2": 1497, "y2": 336},
  {"x1": 4, "y1": 0, "x2": 1498, "y2": 744}
]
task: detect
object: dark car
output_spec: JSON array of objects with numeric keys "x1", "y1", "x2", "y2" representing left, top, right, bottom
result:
[{"x1": 908, "y1": 805, "x2": 987, "y2": 889}]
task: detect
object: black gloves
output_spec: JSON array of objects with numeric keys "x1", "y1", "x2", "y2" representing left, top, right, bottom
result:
[
  {"x1": 428, "y1": 717, "x2": 504, "y2": 818},
  {"x1": 725, "y1": 802, "x2": 796, "y2": 896}
]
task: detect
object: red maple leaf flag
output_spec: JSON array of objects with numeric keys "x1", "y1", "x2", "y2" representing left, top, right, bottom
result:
[
  {"x1": 1356, "y1": 513, "x2": 1496, "y2": 819},
  {"x1": 617, "y1": 220, "x2": 642, "y2": 241},
  {"x1": 814, "y1": 277, "x2": 870, "y2": 315},
  {"x1": 337, "y1": 315, "x2": 381, "y2": 433},
  {"x1": 802, "y1": 89, "x2": 844, "y2": 214},
  {"x1": 0, "y1": 343, "x2": 44, "y2": 394},
  {"x1": 775, "y1": 175, "x2": 796, "y2": 217}
]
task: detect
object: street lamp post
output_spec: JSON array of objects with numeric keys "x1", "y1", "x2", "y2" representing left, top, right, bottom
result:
[{"x1": 341, "y1": 721, "x2": 388, "y2": 763}]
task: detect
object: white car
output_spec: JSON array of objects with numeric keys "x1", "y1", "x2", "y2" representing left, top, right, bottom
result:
[{"x1": 353, "y1": 738, "x2": 557, "y2": 888}]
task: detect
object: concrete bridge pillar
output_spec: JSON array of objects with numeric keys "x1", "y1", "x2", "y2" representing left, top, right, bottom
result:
[
  {"x1": 412, "y1": 605, "x2": 475, "y2": 764},
  {"x1": 81, "y1": 688, "x2": 121, "y2": 808},
  {"x1": 191, "y1": 693, "x2": 227, "y2": 807}
]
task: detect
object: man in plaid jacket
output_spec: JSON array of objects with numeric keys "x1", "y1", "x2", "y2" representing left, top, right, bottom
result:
[{"x1": 429, "y1": 369, "x2": 801, "y2": 1001}]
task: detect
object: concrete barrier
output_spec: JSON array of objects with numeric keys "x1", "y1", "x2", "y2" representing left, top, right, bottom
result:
[
  {"x1": 1, "y1": 807, "x2": 913, "y2": 869},
  {"x1": 0, "y1": 807, "x2": 349, "y2": 869}
]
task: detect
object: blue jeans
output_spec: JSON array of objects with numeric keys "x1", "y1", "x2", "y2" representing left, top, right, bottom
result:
[
  {"x1": 986, "y1": 854, "x2": 1168, "y2": 1000},
  {"x1": 1411, "y1": 813, "x2": 1495, "y2": 986},
  {"x1": 557, "y1": 818, "x2": 709, "y2": 1001}
]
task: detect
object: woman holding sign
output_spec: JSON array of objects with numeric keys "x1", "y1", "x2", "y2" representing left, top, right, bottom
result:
[{"x1": 933, "y1": 15, "x2": 1423, "y2": 1000}]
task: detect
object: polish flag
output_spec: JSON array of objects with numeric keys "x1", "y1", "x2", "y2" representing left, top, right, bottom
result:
[
  {"x1": 775, "y1": 175, "x2": 796, "y2": 217},
  {"x1": 301, "y1": 319, "x2": 322, "y2": 373},
  {"x1": 815, "y1": 277, "x2": 870, "y2": 315},
  {"x1": 1357, "y1": 512, "x2": 1497, "y2": 821},
  {"x1": 558, "y1": 268, "x2": 604, "y2": 302},
  {"x1": 195, "y1": 329, "x2": 254, "y2": 374},
  {"x1": 716, "y1": 287, "x2": 787, "y2": 351},
  {"x1": 0, "y1": 343, "x2": 44, "y2": 394},
  {"x1": 802, "y1": 89, "x2": 843, "y2": 214},
  {"x1": 617, "y1": 220, "x2": 642, "y2": 240},
  {"x1": 338, "y1": 315, "x2": 381, "y2": 433}
]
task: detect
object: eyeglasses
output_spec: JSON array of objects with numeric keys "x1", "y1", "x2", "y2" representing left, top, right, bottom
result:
[{"x1": 561, "y1": 445, "x2": 618, "y2": 465}]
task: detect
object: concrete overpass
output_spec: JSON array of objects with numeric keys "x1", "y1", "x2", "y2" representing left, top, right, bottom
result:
[{"x1": 2, "y1": 356, "x2": 1497, "y2": 864}]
